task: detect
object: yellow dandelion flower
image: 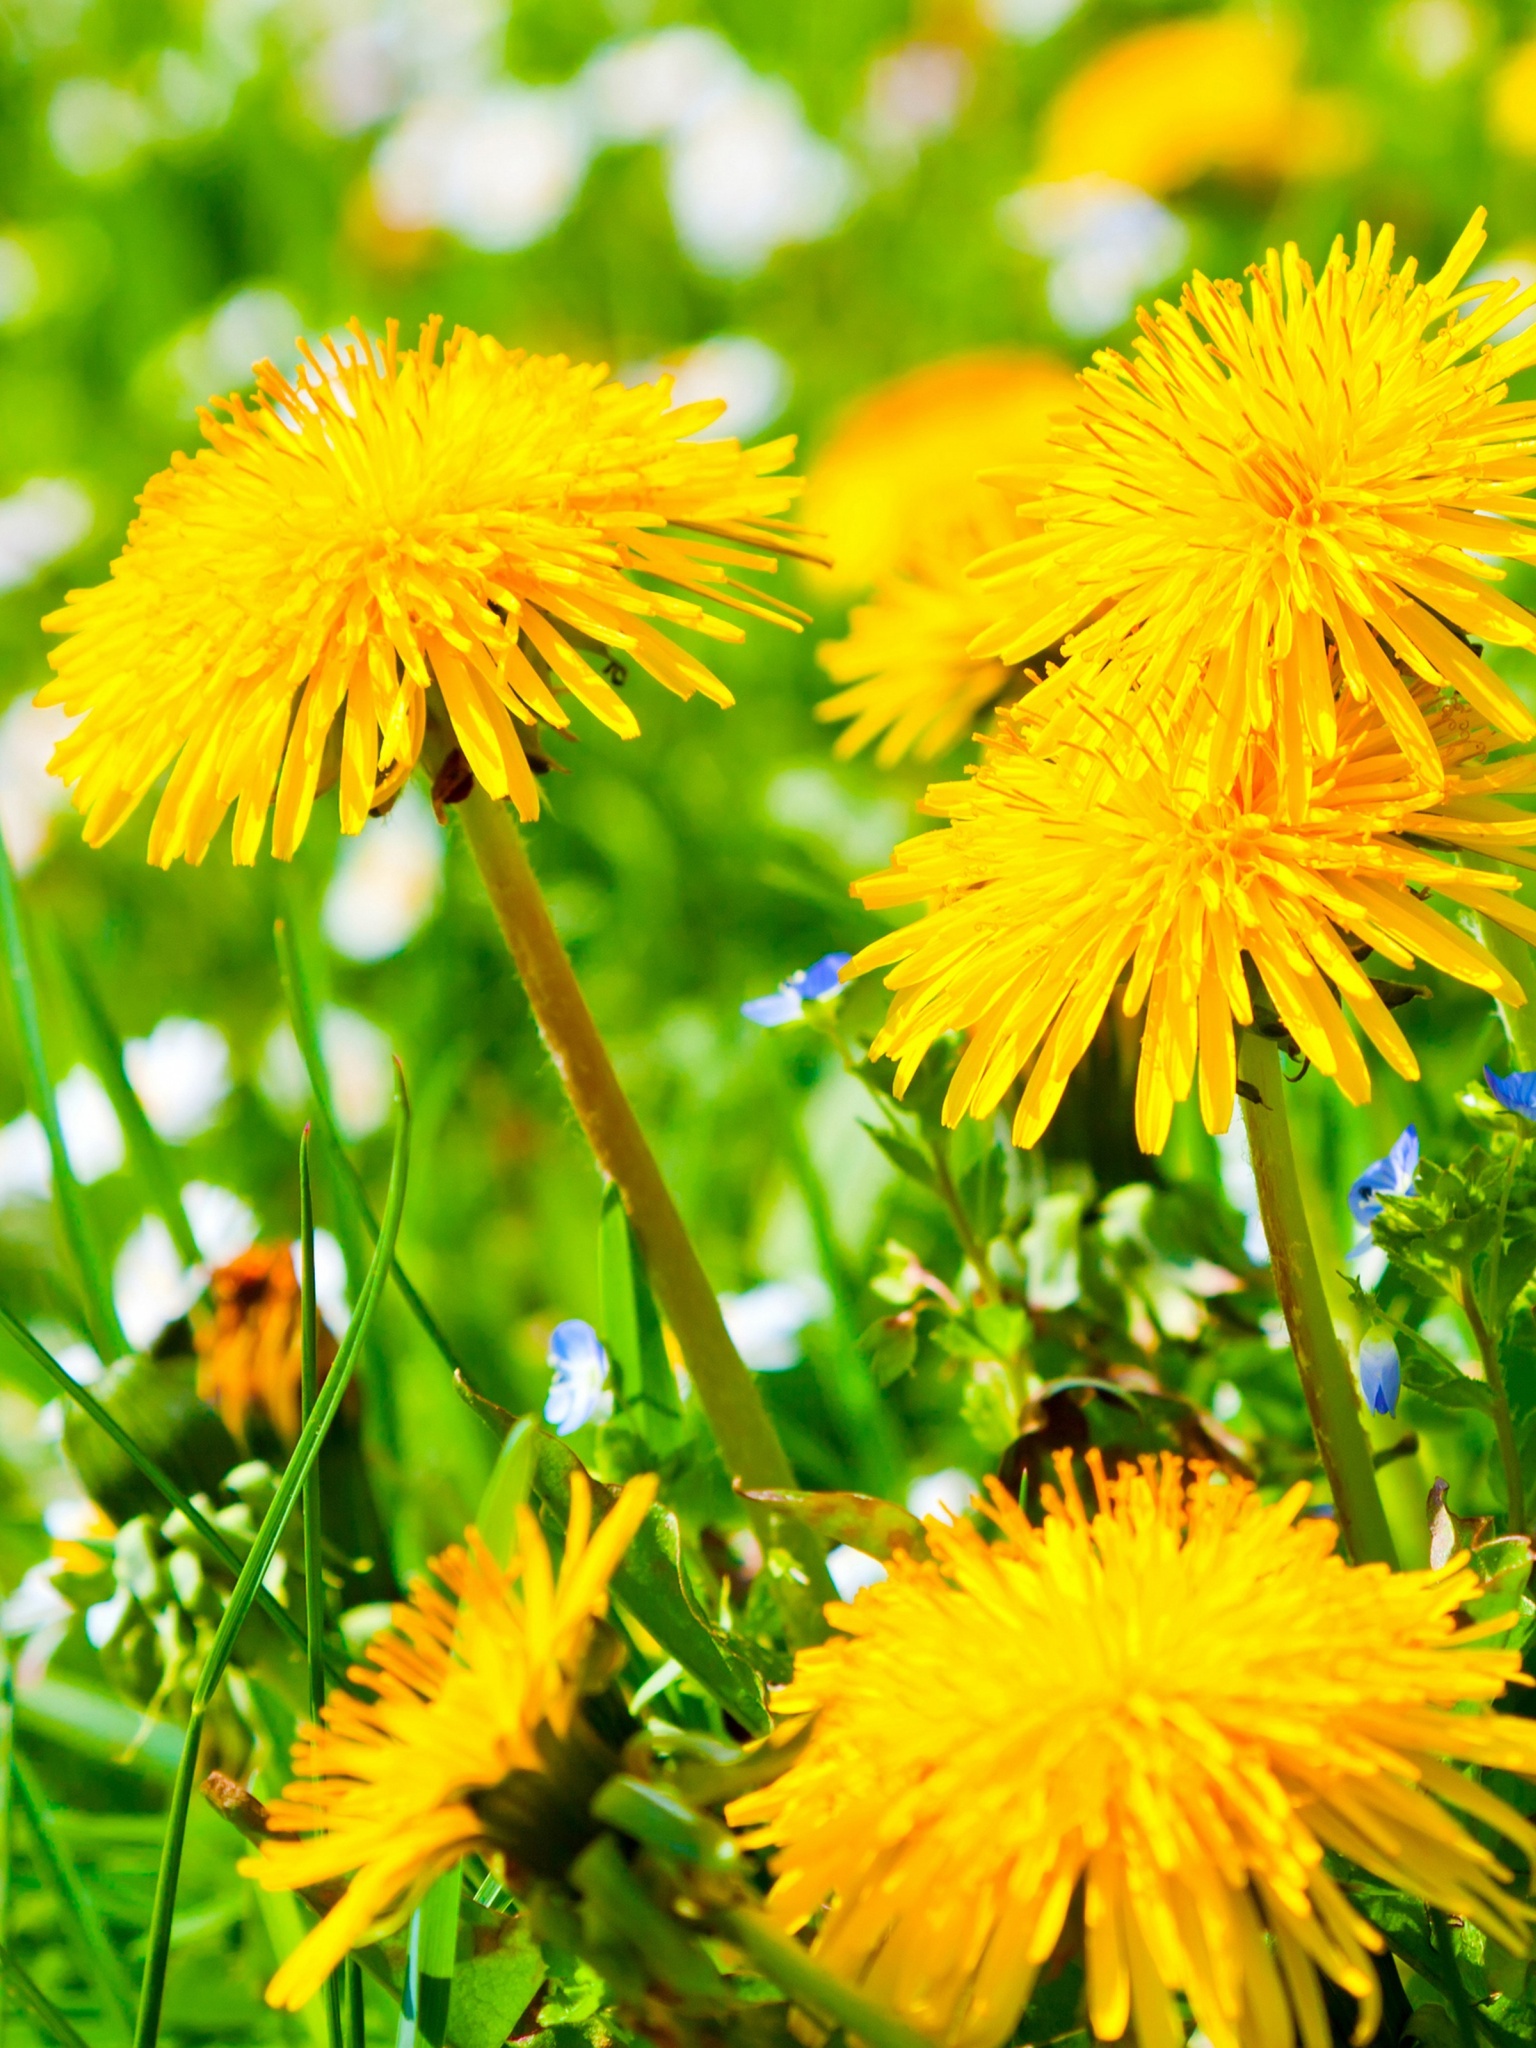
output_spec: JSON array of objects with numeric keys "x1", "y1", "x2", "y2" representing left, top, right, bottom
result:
[
  {"x1": 817, "y1": 493, "x2": 1025, "y2": 765},
  {"x1": 40, "y1": 322, "x2": 806, "y2": 866},
  {"x1": 243, "y1": 1469, "x2": 656, "y2": 2010},
  {"x1": 850, "y1": 686, "x2": 1536, "y2": 1154},
  {"x1": 801, "y1": 351, "x2": 1074, "y2": 597},
  {"x1": 194, "y1": 1243, "x2": 336, "y2": 1447},
  {"x1": 975, "y1": 214, "x2": 1536, "y2": 806},
  {"x1": 1034, "y1": 13, "x2": 1363, "y2": 197},
  {"x1": 731, "y1": 1454, "x2": 1536, "y2": 2048}
]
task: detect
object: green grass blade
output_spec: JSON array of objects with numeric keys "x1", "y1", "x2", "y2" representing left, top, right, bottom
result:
[
  {"x1": 0, "y1": 1645, "x2": 11, "y2": 2048},
  {"x1": 54, "y1": 936, "x2": 199, "y2": 1268},
  {"x1": 128, "y1": 1702, "x2": 203, "y2": 2048},
  {"x1": 299, "y1": 1128, "x2": 329, "y2": 1726},
  {"x1": 276, "y1": 915, "x2": 464, "y2": 1379},
  {"x1": 12, "y1": 1752, "x2": 135, "y2": 2039},
  {"x1": 0, "y1": 829, "x2": 125, "y2": 1361},
  {"x1": 132, "y1": 1070, "x2": 411, "y2": 2048},
  {"x1": 0, "y1": 1308, "x2": 326, "y2": 1674},
  {"x1": 345, "y1": 1962, "x2": 365, "y2": 2048},
  {"x1": 0, "y1": 1937, "x2": 93, "y2": 2048},
  {"x1": 415, "y1": 1868, "x2": 461, "y2": 2048},
  {"x1": 299, "y1": 1128, "x2": 344, "y2": 2048}
]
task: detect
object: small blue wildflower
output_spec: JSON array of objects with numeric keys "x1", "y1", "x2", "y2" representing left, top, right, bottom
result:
[
  {"x1": 1358, "y1": 1330, "x2": 1401, "y2": 1417},
  {"x1": 543, "y1": 1319, "x2": 613, "y2": 1436},
  {"x1": 1485, "y1": 1066, "x2": 1536, "y2": 1121},
  {"x1": 1347, "y1": 1124, "x2": 1417, "y2": 1253},
  {"x1": 741, "y1": 952, "x2": 851, "y2": 1027}
]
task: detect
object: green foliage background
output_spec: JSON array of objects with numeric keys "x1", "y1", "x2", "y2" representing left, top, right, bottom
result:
[{"x1": 5, "y1": 0, "x2": 1536, "y2": 2040}]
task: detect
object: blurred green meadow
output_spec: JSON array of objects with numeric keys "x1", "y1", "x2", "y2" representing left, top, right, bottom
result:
[{"x1": 6, "y1": 0, "x2": 1536, "y2": 2039}]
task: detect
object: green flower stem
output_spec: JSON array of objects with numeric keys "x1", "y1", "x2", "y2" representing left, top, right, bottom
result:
[
  {"x1": 1461, "y1": 1288, "x2": 1526, "y2": 1533},
  {"x1": 452, "y1": 779, "x2": 831, "y2": 1597},
  {"x1": 717, "y1": 1908, "x2": 933, "y2": 2048},
  {"x1": 0, "y1": 830, "x2": 125, "y2": 1362},
  {"x1": 1238, "y1": 1031, "x2": 1397, "y2": 1567}
]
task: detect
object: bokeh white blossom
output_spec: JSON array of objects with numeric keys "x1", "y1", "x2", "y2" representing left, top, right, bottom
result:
[{"x1": 321, "y1": 783, "x2": 443, "y2": 960}]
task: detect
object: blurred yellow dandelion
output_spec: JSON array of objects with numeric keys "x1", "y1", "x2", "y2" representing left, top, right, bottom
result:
[
  {"x1": 850, "y1": 687, "x2": 1536, "y2": 1153},
  {"x1": 732, "y1": 1453, "x2": 1536, "y2": 2048},
  {"x1": 41, "y1": 322, "x2": 806, "y2": 865},
  {"x1": 243, "y1": 1470, "x2": 655, "y2": 2010},
  {"x1": 976, "y1": 214, "x2": 1536, "y2": 806},
  {"x1": 817, "y1": 494, "x2": 1026, "y2": 765},
  {"x1": 801, "y1": 351, "x2": 1074, "y2": 597},
  {"x1": 1035, "y1": 13, "x2": 1363, "y2": 197}
]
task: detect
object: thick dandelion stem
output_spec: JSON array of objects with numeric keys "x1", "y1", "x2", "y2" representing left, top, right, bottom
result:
[
  {"x1": 1238, "y1": 1031, "x2": 1398, "y2": 1568},
  {"x1": 453, "y1": 781, "x2": 830, "y2": 1593}
]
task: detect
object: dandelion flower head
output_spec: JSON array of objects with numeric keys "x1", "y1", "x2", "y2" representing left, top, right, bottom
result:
[
  {"x1": 244, "y1": 1469, "x2": 656, "y2": 2010},
  {"x1": 195, "y1": 1243, "x2": 334, "y2": 1447},
  {"x1": 731, "y1": 1454, "x2": 1536, "y2": 2048},
  {"x1": 850, "y1": 688, "x2": 1536, "y2": 1153},
  {"x1": 975, "y1": 214, "x2": 1536, "y2": 804},
  {"x1": 41, "y1": 321, "x2": 805, "y2": 866}
]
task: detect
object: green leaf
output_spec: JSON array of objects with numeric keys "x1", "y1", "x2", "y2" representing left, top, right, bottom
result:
[
  {"x1": 476, "y1": 1417, "x2": 540, "y2": 1566},
  {"x1": 735, "y1": 1486, "x2": 928, "y2": 1561},
  {"x1": 447, "y1": 1919, "x2": 543, "y2": 2048},
  {"x1": 456, "y1": 1376, "x2": 771, "y2": 1732},
  {"x1": 1400, "y1": 1346, "x2": 1494, "y2": 1415},
  {"x1": 859, "y1": 1311, "x2": 918, "y2": 1388},
  {"x1": 598, "y1": 1185, "x2": 682, "y2": 1452},
  {"x1": 534, "y1": 1433, "x2": 770, "y2": 1736},
  {"x1": 860, "y1": 1122, "x2": 936, "y2": 1192}
]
